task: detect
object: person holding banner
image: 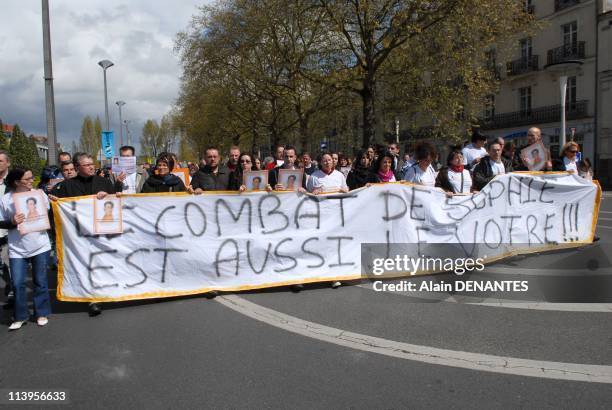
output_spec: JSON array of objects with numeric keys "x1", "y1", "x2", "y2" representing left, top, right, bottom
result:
[
  {"x1": 366, "y1": 151, "x2": 397, "y2": 183},
  {"x1": 228, "y1": 153, "x2": 253, "y2": 191},
  {"x1": 306, "y1": 153, "x2": 348, "y2": 195},
  {"x1": 472, "y1": 140, "x2": 513, "y2": 191},
  {"x1": 435, "y1": 150, "x2": 473, "y2": 195},
  {"x1": 268, "y1": 146, "x2": 306, "y2": 191},
  {"x1": 141, "y1": 153, "x2": 186, "y2": 193},
  {"x1": 552, "y1": 141, "x2": 580, "y2": 173},
  {"x1": 52, "y1": 153, "x2": 116, "y2": 317},
  {"x1": 513, "y1": 127, "x2": 552, "y2": 171},
  {"x1": 402, "y1": 142, "x2": 438, "y2": 187},
  {"x1": 0, "y1": 167, "x2": 52, "y2": 330},
  {"x1": 189, "y1": 147, "x2": 230, "y2": 192},
  {"x1": 346, "y1": 150, "x2": 371, "y2": 190}
]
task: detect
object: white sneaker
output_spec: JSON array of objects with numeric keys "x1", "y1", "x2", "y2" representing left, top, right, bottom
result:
[
  {"x1": 9, "y1": 321, "x2": 26, "y2": 331},
  {"x1": 331, "y1": 281, "x2": 342, "y2": 289},
  {"x1": 37, "y1": 317, "x2": 49, "y2": 327}
]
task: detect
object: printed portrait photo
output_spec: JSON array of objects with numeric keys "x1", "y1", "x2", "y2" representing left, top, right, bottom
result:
[
  {"x1": 520, "y1": 140, "x2": 548, "y2": 171},
  {"x1": 278, "y1": 169, "x2": 303, "y2": 191},
  {"x1": 93, "y1": 195, "x2": 123, "y2": 234},
  {"x1": 13, "y1": 190, "x2": 50, "y2": 234},
  {"x1": 243, "y1": 170, "x2": 268, "y2": 192}
]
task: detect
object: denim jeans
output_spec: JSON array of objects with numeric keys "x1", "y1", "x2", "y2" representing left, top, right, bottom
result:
[{"x1": 10, "y1": 250, "x2": 51, "y2": 321}]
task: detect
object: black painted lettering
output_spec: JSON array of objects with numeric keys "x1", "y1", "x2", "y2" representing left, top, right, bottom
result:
[
  {"x1": 155, "y1": 206, "x2": 183, "y2": 239},
  {"x1": 87, "y1": 249, "x2": 119, "y2": 289},
  {"x1": 526, "y1": 215, "x2": 543, "y2": 245},
  {"x1": 215, "y1": 239, "x2": 240, "y2": 277},
  {"x1": 500, "y1": 215, "x2": 521, "y2": 245},
  {"x1": 301, "y1": 238, "x2": 325, "y2": 269},
  {"x1": 483, "y1": 219, "x2": 502, "y2": 249},
  {"x1": 258, "y1": 195, "x2": 289, "y2": 234},
  {"x1": 294, "y1": 197, "x2": 320, "y2": 229},
  {"x1": 274, "y1": 238, "x2": 298, "y2": 273},
  {"x1": 124, "y1": 249, "x2": 150, "y2": 288},
  {"x1": 246, "y1": 240, "x2": 272, "y2": 274},
  {"x1": 327, "y1": 236, "x2": 355, "y2": 268},
  {"x1": 216, "y1": 198, "x2": 252, "y2": 236},
  {"x1": 184, "y1": 202, "x2": 207, "y2": 237},
  {"x1": 153, "y1": 248, "x2": 188, "y2": 283}
]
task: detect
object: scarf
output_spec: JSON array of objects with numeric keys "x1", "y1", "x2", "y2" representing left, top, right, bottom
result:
[
  {"x1": 450, "y1": 164, "x2": 464, "y2": 173},
  {"x1": 377, "y1": 169, "x2": 395, "y2": 182}
]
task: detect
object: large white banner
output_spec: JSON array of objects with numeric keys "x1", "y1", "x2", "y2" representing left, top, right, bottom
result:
[{"x1": 53, "y1": 173, "x2": 601, "y2": 302}]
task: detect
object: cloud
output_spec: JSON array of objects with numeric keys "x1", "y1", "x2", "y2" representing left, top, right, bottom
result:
[{"x1": 0, "y1": 0, "x2": 206, "y2": 153}]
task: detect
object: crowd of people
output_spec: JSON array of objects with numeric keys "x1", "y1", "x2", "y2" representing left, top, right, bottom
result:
[{"x1": 0, "y1": 126, "x2": 596, "y2": 330}]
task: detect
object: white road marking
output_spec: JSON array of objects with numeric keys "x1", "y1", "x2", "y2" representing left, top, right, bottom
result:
[
  {"x1": 598, "y1": 226, "x2": 612, "y2": 230},
  {"x1": 481, "y1": 266, "x2": 611, "y2": 276},
  {"x1": 217, "y1": 295, "x2": 612, "y2": 383},
  {"x1": 356, "y1": 283, "x2": 612, "y2": 312}
]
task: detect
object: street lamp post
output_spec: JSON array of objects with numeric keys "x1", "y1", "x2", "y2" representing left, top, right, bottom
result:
[
  {"x1": 98, "y1": 59, "x2": 114, "y2": 131},
  {"x1": 123, "y1": 120, "x2": 131, "y2": 146},
  {"x1": 41, "y1": 0, "x2": 58, "y2": 165},
  {"x1": 116, "y1": 101, "x2": 125, "y2": 146}
]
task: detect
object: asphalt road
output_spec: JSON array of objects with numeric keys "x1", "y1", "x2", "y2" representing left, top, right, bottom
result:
[{"x1": 1, "y1": 194, "x2": 611, "y2": 409}]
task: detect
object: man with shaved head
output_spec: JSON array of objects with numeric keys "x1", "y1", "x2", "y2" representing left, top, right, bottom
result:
[{"x1": 514, "y1": 127, "x2": 552, "y2": 171}]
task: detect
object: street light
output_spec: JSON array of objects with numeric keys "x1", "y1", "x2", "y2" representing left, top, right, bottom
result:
[
  {"x1": 123, "y1": 120, "x2": 131, "y2": 146},
  {"x1": 544, "y1": 60, "x2": 583, "y2": 155},
  {"x1": 98, "y1": 59, "x2": 114, "y2": 131},
  {"x1": 42, "y1": 0, "x2": 58, "y2": 165},
  {"x1": 116, "y1": 100, "x2": 125, "y2": 146}
]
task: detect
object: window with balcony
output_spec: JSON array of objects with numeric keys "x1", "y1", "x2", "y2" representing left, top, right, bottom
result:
[
  {"x1": 519, "y1": 87, "x2": 532, "y2": 116},
  {"x1": 547, "y1": 22, "x2": 584, "y2": 65}
]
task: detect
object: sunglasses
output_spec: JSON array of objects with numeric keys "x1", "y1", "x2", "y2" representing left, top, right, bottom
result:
[
  {"x1": 240, "y1": 159, "x2": 252, "y2": 163},
  {"x1": 568, "y1": 150, "x2": 578, "y2": 154}
]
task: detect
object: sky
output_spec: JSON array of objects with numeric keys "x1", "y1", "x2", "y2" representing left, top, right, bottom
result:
[{"x1": 0, "y1": 0, "x2": 211, "y2": 153}]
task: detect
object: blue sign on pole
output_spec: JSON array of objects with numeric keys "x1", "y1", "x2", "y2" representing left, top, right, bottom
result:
[{"x1": 101, "y1": 131, "x2": 115, "y2": 159}]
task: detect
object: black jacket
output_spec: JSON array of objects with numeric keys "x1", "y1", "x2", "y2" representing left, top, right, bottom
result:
[
  {"x1": 190, "y1": 165, "x2": 230, "y2": 191},
  {"x1": 472, "y1": 156, "x2": 513, "y2": 190},
  {"x1": 346, "y1": 167, "x2": 370, "y2": 190},
  {"x1": 141, "y1": 174, "x2": 186, "y2": 193},
  {"x1": 54, "y1": 174, "x2": 116, "y2": 198}
]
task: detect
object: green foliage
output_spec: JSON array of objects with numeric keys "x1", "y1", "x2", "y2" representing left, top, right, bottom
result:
[
  {"x1": 175, "y1": 0, "x2": 536, "y2": 152},
  {"x1": 8, "y1": 124, "x2": 42, "y2": 176},
  {"x1": 78, "y1": 115, "x2": 102, "y2": 157}
]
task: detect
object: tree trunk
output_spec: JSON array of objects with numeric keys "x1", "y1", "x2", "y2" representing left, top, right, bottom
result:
[
  {"x1": 361, "y1": 78, "x2": 376, "y2": 149},
  {"x1": 299, "y1": 117, "x2": 309, "y2": 153}
]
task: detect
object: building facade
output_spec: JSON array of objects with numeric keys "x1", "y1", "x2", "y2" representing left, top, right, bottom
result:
[{"x1": 480, "y1": 0, "x2": 611, "y2": 187}]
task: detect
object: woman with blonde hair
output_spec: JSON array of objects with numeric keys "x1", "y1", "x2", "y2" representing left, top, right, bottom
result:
[{"x1": 552, "y1": 141, "x2": 580, "y2": 174}]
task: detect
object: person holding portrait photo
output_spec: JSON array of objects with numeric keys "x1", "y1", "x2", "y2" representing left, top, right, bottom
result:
[
  {"x1": 0, "y1": 167, "x2": 52, "y2": 330},
  {"x1": 268, "y1": 146, "x2": 306, "y2": 191}
]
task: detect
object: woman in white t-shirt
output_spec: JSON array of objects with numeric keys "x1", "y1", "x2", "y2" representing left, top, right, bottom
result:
[
  {"x1": 0, "y1": 167, "x2": 52, "y2": 330},
  {"x1": 435, "y1": 150, "x2": 472, "y2": 196},
  {"x1": 402, "y1": 141, "x2": 438, "y2": 187}
]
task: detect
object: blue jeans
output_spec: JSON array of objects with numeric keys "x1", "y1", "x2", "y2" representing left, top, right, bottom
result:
[{"x1": 10, "y1": 250, "x2": 51, "y2": 321}]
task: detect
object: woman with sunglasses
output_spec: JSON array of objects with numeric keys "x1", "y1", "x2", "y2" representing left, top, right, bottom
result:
[
  {"x1": 228, "y1": 153, "x2": 254, "y2": 191},
  {"x1": 0, "y1": 167, "x2": 52, "y2": 330},
  {"x1": 552, "y1": 142, "x2": 580, "y2": 174}
]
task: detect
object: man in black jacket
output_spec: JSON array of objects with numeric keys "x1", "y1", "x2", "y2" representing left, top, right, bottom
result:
[
  {"x1": 473, "y1": 140, "x2": 513, "y2": 191},
  {"x1": 190, "y1": 147, "x2": 230, "y2": 192},
  {"x1": 269, "y1": 145, "x2": 306, "y2": 190},
  {"x1": 51, "y1": 153, "x2": 116, "y2": 317}
]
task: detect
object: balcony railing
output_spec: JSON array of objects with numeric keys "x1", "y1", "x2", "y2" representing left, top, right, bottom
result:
[
  {"x1": 506, "y1": 55, "x2": 539, "y2": 76},
  {"x1": 547, "y1": 42, "x2": 585, "y2": 65},
  {"x1": 480, "y1": 100, "x2": 588, "y2": 130},
  {"x1": 555, "y1": 0, "x2": 580, "y2": 12}
]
